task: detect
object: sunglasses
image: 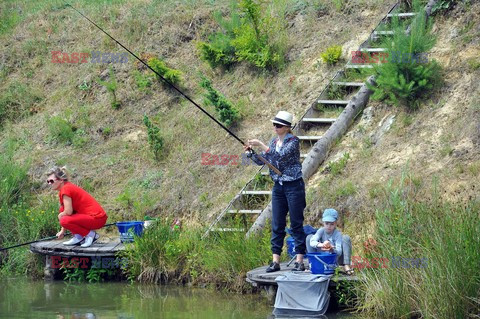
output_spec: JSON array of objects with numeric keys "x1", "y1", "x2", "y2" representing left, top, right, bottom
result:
[
  {"x1": 47, "y1": 179, "x2": 56, "y2": 184},
  {"x1": 273, "y1": 123, "x2": 285, "y2": 128}
]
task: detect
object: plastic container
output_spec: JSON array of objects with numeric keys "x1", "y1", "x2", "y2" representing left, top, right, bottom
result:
[
  {"x1": 286, "y1": 237, "x2": 295, "y2": 258},
  {"x1": 306, "y1": 252, "x2": 337, "y2": 274},
  {"x1": 116, "y1": 221, "x2": 144, "y2": 243}
]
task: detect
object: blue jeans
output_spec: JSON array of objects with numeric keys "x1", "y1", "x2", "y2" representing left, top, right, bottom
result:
[{"x1": 271, "y1": 178, "x2": 306, "y2": 255}]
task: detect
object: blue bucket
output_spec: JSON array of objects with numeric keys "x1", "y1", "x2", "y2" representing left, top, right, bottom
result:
[
  {"x1": 116, "y1": 221, "x2": 144, "y2": 243},
  {"x1": 306, "y1": 252, "x2": 337, "y2": 274}
]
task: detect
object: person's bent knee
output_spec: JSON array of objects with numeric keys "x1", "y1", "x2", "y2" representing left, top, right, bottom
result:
[
  {"x1": 343, "y1": 235, "x2": 351, "y2": 244},
  {"x1": 59, "y1": 216, "x2": 70, "y2": 228}
]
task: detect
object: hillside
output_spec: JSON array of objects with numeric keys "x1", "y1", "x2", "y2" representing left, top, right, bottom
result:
[
  {"x1": 0, "y1": 0, "x2": 478, "y2": 237},
  {"x1": 0, "y1": 0, "x2": 395, "y2": 222}
]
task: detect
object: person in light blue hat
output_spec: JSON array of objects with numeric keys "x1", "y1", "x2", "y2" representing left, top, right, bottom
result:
[{"x1": 307, "y1": 208, "x2": 354, "y2": 275}]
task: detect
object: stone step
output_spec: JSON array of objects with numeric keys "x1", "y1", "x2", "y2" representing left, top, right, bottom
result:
[
  {"x1": 360, "y1": 48, "x2": 387, "y2": 52},
  {"x1": 373, "y1": 30, "x2": 395, "y2": 35},
  {"x1": 345, "y1": 64, "x2": 374, "y2": 69},
  {"x1": 317, "y1": 99, "x2": 350, "y2": 105},
  {"x1": 227, "y1": 209, "x2": 262, "y2": 214},
  {"x1": 331, "y1": 81, "x2": 364, "y2": 87},
  {"x1": 387, "y1": 12, "x2": 416, "y2": 18},
  {"x1": 298, "y1": 136, "x2": 322, "y2": 141},
  {"x1": 211, "y1": 228, "x2": 245, "y2": 232},
  {"x1": 301, "y1": 118, "x2": 336, "y2": 124},
  {"x1": 241, "y1": 190, "x2": 271, "y2": 195}
]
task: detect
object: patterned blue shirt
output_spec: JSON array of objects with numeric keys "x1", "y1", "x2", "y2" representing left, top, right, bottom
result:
[{"x1": 250, "y1": 133, "x2": 303, "y2": 183}]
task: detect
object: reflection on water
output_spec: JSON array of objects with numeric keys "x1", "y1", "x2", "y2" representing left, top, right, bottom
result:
[{"x1": 0, "y1": 278, "x2": 353, "y2": 319}]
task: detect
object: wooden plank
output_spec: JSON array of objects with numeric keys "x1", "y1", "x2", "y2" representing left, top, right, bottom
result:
[
  {"x1": 227, "y1": 209, "x2": 262, "y2": 214},
  {"x1": 211, "y1": 228, "x2": 245, "y2": 232},
  {"x1": 373, "y1": 30, "x2": 394, "y2": 35},
  {"x1": 246, "y1": 261, "x2": 362, "y2": 287},
  {"x1": 387, "y1": 12, "x2": 416, "y2": 17},
  {"x1": 345, "y1": 64, "x2": 374, "y2": 69},
  {"x1": 331, "y1": 81, "x2": 364, "y2": 87},
  {"x1": 297, "y1": 136, "x2": 322, "y2": 141},
  {"x1": 359, "y1": 48, "x2": 387, "y2": 52},
  {"x1": 241, "y1": 190, "x2": 271, "y2": 195},
  {"x1": 301, "y1": 118, "x2": 336, "y2": 124},
  {"x1": 317, "y1": 99, "x2": 349, "y2": 105}
]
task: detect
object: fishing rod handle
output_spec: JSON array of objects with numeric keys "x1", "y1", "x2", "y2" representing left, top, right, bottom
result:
[{"x1": 255, "y1": 154, "x2": 283, "y2": 176}]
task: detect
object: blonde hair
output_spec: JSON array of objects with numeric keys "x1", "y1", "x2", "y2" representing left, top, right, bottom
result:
[{"x1": 46, "y1": 166, "x2": 69, "y2": 181}]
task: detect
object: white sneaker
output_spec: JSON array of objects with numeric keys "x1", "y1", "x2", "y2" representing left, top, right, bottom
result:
[
  {"x1": 80, "y1": 233, "x2": 100, "y2": 248},
  {"x1": 63, "y1": 237, "x2": 84, "y2": 246}
]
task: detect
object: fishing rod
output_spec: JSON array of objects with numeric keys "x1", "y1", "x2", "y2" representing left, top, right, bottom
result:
[
  {"x1": 0, "y1": 223, "x2": 117, "y2": 252},
  {"x1": 63, "y1": 2, "x2": 282, "y2": 176}
]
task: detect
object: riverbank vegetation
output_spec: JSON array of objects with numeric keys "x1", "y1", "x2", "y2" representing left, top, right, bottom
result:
[{"x1": 352, "y1": 175, "x2": 480, "y2": 318}]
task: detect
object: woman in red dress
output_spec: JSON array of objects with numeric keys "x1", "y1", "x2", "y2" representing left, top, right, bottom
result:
[{"x1": 47, "y1": 167, "x2": 108, "y2": 248}]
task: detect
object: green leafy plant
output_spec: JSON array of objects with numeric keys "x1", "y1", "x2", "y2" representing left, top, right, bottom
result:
[
  {"x1": 61, "y1": 264, "x2": 85, "y2": 282},
  {"x1": 198, "y1": 0, "x2": 286, "y2": 70},
  {"x1": 46, "y1": 116, "x2": 76, "y2": 145},
  {"x1": 97, "y1": 67, "x2": 121, "y2": 109},
  {"x1": 200, "y1": 76, "x2": 240, "y2": 127},
  {"x1": 320, "y1": 45, "x2": 342, "y2": 65},
  {"x1": 326, "y1": 153, "x2": 350, "y2": 176},
  {"x1": 132, "y1": 70, "x2": 152, "y2": 92},
  {"x1": 143, "y1": 115, "x2": 165, "y2": 161},
  {"x1": 431, "y1": 0, "x2": 457, "y2": 15},
  {"x1": 369, "y1": 9, "x2": 441, "y2": 109},
  {"x1": 148, "y1": 57, "x2": 182, "y2": 86}
]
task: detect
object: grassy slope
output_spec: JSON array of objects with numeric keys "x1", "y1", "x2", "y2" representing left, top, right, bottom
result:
[{"x1": 0, "y1": 0, "x2": 393, "y2": 224}]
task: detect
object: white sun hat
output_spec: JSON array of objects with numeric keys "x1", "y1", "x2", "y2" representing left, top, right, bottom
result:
[{"x1": 270, "y1": 111, "x2": 293, "y2": 127}]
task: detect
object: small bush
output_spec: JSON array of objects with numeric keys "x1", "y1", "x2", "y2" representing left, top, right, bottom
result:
[
  {"x1": 200, "y1": 76, "x2": 240, "y2": 127},
  {"x1": 143, "y1": 115, "x2": 164, "y2": 161},
  {"x1": 132, "y1": 70, "x2": 152, "y2": 92},
  {"x1": 320, "y1": 45, "x2": 342, "y2": 65},
  {"x1": 198, "y1": 0, "x2": 286, "y2": 70},
  {"x1": 96, "y1": 67, "x2": 120, "y2": 109},
  {"x1": 369, "y1": 9, "x2": 441, "y2": 109},
  {"x1": 147, "y1": 57, "x2": 182, "y2": 86},
  {"x1": 46, "y1": 116, "x2": 76, "y2": 145}
]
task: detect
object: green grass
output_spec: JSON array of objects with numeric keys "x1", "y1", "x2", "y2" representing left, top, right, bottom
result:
[
  {"x1": 121, "y1": 218, "x2": 272, "y2": 291},
  {"x1": 0, "y1": 140, "x2": 58, "y2": 278},
  {"x1": 357, "y1": 176, "x2": 480, "y2": 318}
]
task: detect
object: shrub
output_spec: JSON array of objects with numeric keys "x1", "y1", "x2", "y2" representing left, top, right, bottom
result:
[
  {"x1": 46, "y1": 116, "x2": 76, "y2": 145},
  {"x1": 143, "y1": 115, "x2": 164, "y2": 161},
  {"x1": 96, "y1": 67, "x2": 120, "y2": 109},
  {"x1": 320, "y1": 45, "x2": 342, "y2": 65},
  {"x1": 198, "y1": 0, "x2": 287, "y2": 70},
  {"x1": 147, "y1": 57, "x2": 182, "y2": 86},
  {"x1": 369, "y1": 9, "x2": 441, "y2": 109},
  {"x1": 200, "y1": 76, "x2": 240, "y2": 127}
]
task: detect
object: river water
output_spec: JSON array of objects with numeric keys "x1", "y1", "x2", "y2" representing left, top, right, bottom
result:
[{"x1": 0, "y1": 278, "x2": 353, "y2": 318}]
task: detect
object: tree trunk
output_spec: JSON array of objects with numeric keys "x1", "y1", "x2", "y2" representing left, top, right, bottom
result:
[{"x1": 246, "y1": 76, "x2": 376, "y2": 238}]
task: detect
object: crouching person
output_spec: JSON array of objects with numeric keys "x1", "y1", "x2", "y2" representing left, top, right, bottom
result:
[{"x1": 306, "y1": 208, "x2": 354, "y2": 275}]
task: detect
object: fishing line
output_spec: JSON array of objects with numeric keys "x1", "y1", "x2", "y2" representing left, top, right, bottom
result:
[{"x1": 63, "y1": 2, "x2": 282, "y2": 175}]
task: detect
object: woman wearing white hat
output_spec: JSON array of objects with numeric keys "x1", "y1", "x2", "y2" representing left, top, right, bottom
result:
[{"x1": 245, "y1": 111, "x2": 306, "y2": 272}]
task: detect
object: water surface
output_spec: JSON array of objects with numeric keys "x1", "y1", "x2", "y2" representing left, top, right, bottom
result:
[{"x1": 0, "y1": 278, "x2": 353, "y2": 318}]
